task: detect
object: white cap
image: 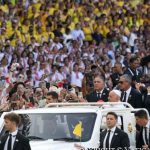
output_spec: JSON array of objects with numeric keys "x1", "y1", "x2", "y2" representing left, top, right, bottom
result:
[
  {"x1": 126, "y1": 48, "x2": 131, "y2": 53},
  {"x1": 134, "y1": 49, "x2": 139, "y2": 53},
  {"x1": 112, "y1": 90, "x2": 121, "y2": 97}
]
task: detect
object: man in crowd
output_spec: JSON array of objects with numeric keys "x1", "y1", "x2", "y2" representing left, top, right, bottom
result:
[
  {"x1": 111, "y1": 63, "x2": 123, "y2": 88},
  {"x1": 119, "y1": 74, "x2": 143, "y2": 108},
  {"x1": 45, "y1": 91, "x2": 58, "y2": 105},
  {"x1": 124, "y1": 56, "x2": 142, "y2": 83},
  {"x1": 86, "y1": 75, "x2": 109, "y2": 102}
]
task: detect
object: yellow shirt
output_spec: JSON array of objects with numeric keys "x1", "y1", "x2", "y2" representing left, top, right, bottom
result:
[
  {"x1": 34, "y1": 33, "x2": 43, "y2": 43},
  {"x1": 0, "y1": 34, "x2": 8, "y2": 44},
  {"x1": 6, "y1": 21, "x2": 12, "y2": 29},
  {"x1": 22, "y1": 25, "x2": 29, "y2": 34},
  {"x1": 16, "y1": 31, "x2": 25, "y2": 42},
  {"x1": 102, "y1": 25, "x2": 110, "y2": 37},
  {"x1": 124, "y1": 27, "x2": 130, "y2": 35},
  {"x1": 116, "y1": 1, "x2": 124, "y2": 7},
  {"x1": 6, "y1": 28, "x2": 14, "y2": 38},
  {"x1": 130, "y1": 0, "x2": 143, "y2": 7},
  {"x1": 0, "y1": 5, "x2": 8, "y2": 13},
  {"x1": 24, "y1": 33, "x2": 31, "y2": 44},
  {"x1": 68, "y1": 22, "x2": 75, "y2": 30},
  {"x1": 43, "y1": 31, "x2": 55, "y2": 41},
  {"x1": 60, "y1": 14, "x2": 67, "y2": 22},
  {"x1": 68, "y1": 8, "x2": 74, "y2": 16},
  {"x1": 117, "y1": 19, "x2": 122, "y2": 26},
  {"x1": 83, "y1": 26, "x2": 93, "y2": 41}
]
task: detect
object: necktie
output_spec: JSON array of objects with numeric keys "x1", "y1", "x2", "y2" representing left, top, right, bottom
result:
[
  {"x1": 97, "y1": 92, "x2": 101, "y2": 99},
  {"x1": 122, "y1": 91, "x2": 126, "y2": 102},
  {"x1": 106, "y1": 130, "x2": 111, "y2": 148},
  {"x1": 144, "y1": 127, "x2": 149, "y2": 145},
  {"x1": 7, "y1": 134, "x2": 12, "y2": 150}
]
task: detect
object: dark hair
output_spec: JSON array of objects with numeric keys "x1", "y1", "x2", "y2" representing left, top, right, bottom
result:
[
  {"x1": 106, "y1": 112, "x2": 118, "y2": 120},
  {"x1": 129, "y1": 56, "x2": 138, "y2": 63},
  {"x1": 8, "y1": 82, "x2": 25, "y2": 98},
  {"x1": 47, "y1": 91, "x2": 58, "y2": 100},
  {"x1": 94, "y1": 74, "x2": 105, "y2": 83},
  {"x1": 4, "y1": 113, "x2": 20, "y2": 126},
  {"x1": 135, "y1": 110, "x2": 148, "y2": 120}
]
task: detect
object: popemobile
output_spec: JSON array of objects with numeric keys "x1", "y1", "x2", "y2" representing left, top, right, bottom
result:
[{"x1": 0, "y1": 102, "x2": 148, "y2": 150}]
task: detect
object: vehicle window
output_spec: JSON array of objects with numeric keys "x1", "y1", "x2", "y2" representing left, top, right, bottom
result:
[{"x1": 0, "y1": 113, "x2": 96, "y2": 142}]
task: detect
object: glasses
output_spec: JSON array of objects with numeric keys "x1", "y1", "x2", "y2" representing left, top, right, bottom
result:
[{"x1": 118, "y1": 81, "x2": 124, "y2": 84}]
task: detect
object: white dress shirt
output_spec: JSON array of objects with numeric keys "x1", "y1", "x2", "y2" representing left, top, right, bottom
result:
[
  {"x1": 4, "y1": 130, "x2": 18, "y2": 150},
  {"x1": 103, "y1": 126, "x2": 116, "y2": 148}
]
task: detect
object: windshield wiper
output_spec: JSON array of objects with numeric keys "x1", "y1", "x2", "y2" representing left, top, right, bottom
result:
[
  {"x1": 27, "y1": 136, "x2": 45, "y2": 140},
  {"x1": 54, "y1": 137, "x2": 81, "y2": 142}
]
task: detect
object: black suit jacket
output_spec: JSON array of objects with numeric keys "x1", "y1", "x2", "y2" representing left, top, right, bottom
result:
[
  {"x1": 124, "y1": 68, "x2": 142, "y2": 82},
  {"x1": 126, "y1": 88, "x2": 143, "y2": 108},
  {"x1": 0, "y1": 132, "x2": 31, "y2": 150},
  {"x1": 99, "y1": 127, "x2": 130, "y2": 149},
  {"x1": 121, "y1": 88, "x2": 143, "y2": 108},
  {"x1": 86, "y1": 88, "x2": 109, "y2": 102},
  {"x1": 110, "y1": 73, "x2": 122, "y2": 88},
  {"x1": 136, "y1": 126, "x2": 150, "y2": 148},
  {"x1": 144, "y1": 95, "x2": 150, "y2": 115}
]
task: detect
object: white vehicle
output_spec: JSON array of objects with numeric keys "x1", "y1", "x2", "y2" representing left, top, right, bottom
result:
[{"x1": 0, "y1": 102, "x2": 148, "y2": 150}]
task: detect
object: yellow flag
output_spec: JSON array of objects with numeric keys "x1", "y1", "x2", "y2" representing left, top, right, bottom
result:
[{"x1": 73, "y1": 122, "x2": 82, "y2": 137}]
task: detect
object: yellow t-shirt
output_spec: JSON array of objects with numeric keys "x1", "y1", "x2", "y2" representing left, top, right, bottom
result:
[
  {"x1": 0, "y1": 5, "x2": 8, "y2": 13},
  {"x1": 6, "y1": 28, "x2": 14, "y2": 38},
  {"x1": 22, "y1": 25, "x2": 29, "y2": 34},
  {"x1": 43, "y1": 31, "x2": 54, "y2": 41},
  {"x1": 83, "y1": 26, "x2": 93, "y2": 41},
  {"x1": 102, "y1": 25, "x2": 110, "y2": 37},
  {"x1": 116, "y1": 1, "x2": 124, "y2": 7},
  {"x1": 68, "y1": 22, "x2": 75, "y2": 30},
  {"x1": 130, "y1": 0, "x2": 143, "y2": 7},
  {"x1": 68, "y1": 8, "x2": 74, "y2": 16},
  {"x1": 48, "y1": 7, "x2": 56, "y2": 15}
]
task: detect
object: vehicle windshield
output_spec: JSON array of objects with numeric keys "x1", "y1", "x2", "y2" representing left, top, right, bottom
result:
[{"x1": 0, "y1": 113, "x2": 96, "y2": 142}]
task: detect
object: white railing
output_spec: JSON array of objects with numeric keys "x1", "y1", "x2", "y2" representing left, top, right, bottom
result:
[{"x1": 46, "y1": 102, "x2": 133, "y2": 109}]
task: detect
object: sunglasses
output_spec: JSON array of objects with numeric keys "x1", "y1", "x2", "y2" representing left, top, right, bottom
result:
[{"x1": 118, "y1": 81, "x2": 124, "y2": 84}]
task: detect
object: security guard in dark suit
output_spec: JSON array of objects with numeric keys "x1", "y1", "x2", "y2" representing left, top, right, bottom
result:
[
  {"x1": 99, "y1": 112, "x2": 130, "y2": 149},
  {"x1": 86, "y1": 75, "x2": 109, "y2": 102},
  {"x1": 135, "y1": 110, "x2": 150, "y2": 149}
]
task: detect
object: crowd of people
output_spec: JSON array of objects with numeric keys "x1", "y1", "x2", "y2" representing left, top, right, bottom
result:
[{"x1": 0, "y1": 0, "x2": 149, "y2": 113}]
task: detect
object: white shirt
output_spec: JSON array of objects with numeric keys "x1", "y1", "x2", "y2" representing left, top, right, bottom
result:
[
  {"x1": 4, "y1": 130, "x2": 18, "y2": 150},
  {"x1": 128, "y1": 32, "x2": 137, "y2": 46},
  {"x1": 71, "y1": 71, "x2": 84, "y2": 88},
  {"x1": 71, "y1": 29, "x2": 85, "y2": 41},
  {"x1": 125, "y1": 86, "x2": 132, "y2": 102},
  {"x1": 103, "y1": 126, "x2": 116, "y2": 148}
]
